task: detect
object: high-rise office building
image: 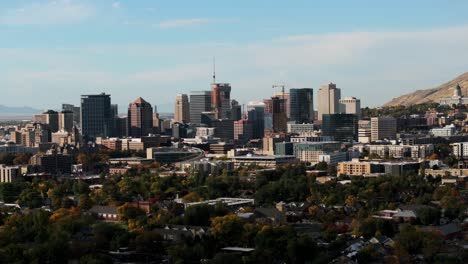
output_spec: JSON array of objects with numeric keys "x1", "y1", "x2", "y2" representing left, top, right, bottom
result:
[
  {"x1": 273, "y1": 91, "x2": 290, "y2": 119},
  {"x1": 371, "y1": 117, "x2": 397, "y2": 142},
  {"x1": 247, "y1": 102, "x2": 265, "y2": 139},
  {"x1": 116, "y1": 116, "x2": 128, "y2": 138},
  {"x1": 62, "y1": 104, "x2": 81, "y2": 125},
  {"x1": 264, "y1": 97, "x2": 287, "y2": 133},
  {"x1": 34, "y1": 110, "x2": 59, "y2": 132},
  {"x1": 190, "y1": 91, "x2": 212, "y2": 125},
  {"x1": 211, "y1": 83, "x2": 232, "y2": 119},
  {"x1": 339, "y1": 97, "x2": 361, "y2": 119},
  {"x1": 174, "y1": 94, "x2": 190, "y2": 123},
  {"x1": 59, "y1": 110, "x2": 74, "y2": 132},
  {"x1": 201, "y1": 112, "x2": 234, "y2": 142},
  {"x1": 152, "y1": 105, "x2": 160, "y2": 134},
  {"x1": 290, "y1": 88, "x2": 314, "y2": 124},
  {"x1": 234, "y1": 120, "x2": 253, "y2": 144},
  {"x1": 172, "y1": 123, "x2": 189, "y2": 139},
  {"x1": 230, "y1": 100, "x2": 242, "y2": 121},
  {"x1": 317, "y1": 82, "x2": 341, "y2": 121},
  {"x1": 128, "y1": 97, "x2": 153, "y2": 138},
  {"x1": 80, "y1": 93, "x2": 112, "y2": 139},
  {"x1": 322, "y1": 114, "x2": 358, "y2": 142},
  {"x1": 110, "y1": 104, "x2": 119, "y2": 137},
  {"x1": 33, "y1": 113, "x2": 48, "y2": 124}
]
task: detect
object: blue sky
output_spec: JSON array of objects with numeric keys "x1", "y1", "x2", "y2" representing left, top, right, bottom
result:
[{"x1": 1, "y1": 0, "x2": 468, "y2": 112}]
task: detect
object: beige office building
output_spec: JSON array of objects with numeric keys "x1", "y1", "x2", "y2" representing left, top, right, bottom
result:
[
  {"x1": 339, "y1": 96, "x2": 361, "y2": 118},
  {"x1": 338, "y1": 159, "x2": 372, "y2": 176},
  {"x1": 317, "y1": 82, "x2": 341, "y2": 120},
  {"x1": 174, "y1": 94, "x2": 190, "y2": 123}
]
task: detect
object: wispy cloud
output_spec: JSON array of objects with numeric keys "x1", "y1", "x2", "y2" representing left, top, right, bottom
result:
[
  {"x1": 1, "y1": 25, "x2": 468, "y2": 109},
  {"x1": 112, "y1": 2, "x2": 121, "y2": 9},
  {"x1": 156, "y1": 18, "x2": 210, "y2": 29},
  {"x1": 0, "y1": 0, "x2": 94, "y2": 25}
]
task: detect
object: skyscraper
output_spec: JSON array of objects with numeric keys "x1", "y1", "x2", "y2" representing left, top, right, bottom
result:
[
  {"x1": 128, "y1": 97, "x2": 154, "y2": 138},
  {"x1": 322, "y1": 113, "x2": 358, "y2": 142},
  {"x1": 190, "y1": 91, "x2": 212, "y2": 125},
  {"x1": 110, "y1": 104, "x2": 119, "y2": 137},
  {"x1": 174, "y1": 94, "x2": 190, "y2": 123},
  {"x1": 273, "y1": 91, "x2": 290, "y2": 119},
  {"x1": 339, "y1": 97, "x2": 361, "y2": 119},
  {"x1": 290, "y1": 88, "x2": 314, "y2": 124},
  {"x1": 59, "y1": 110, "x2": 74, "y2": 132},
  {"x1": 317, "y1": 82, "x2": 341, "y2": 121},
  {"x1": 371, "y1": 117, "x2": 397, "y2": 142},
  {"x1": 80, "y1": 93, "x2": 112, "y2": 139},
  {"x1": 34, "y1": 110, "x2": 59, "y2": 132},
  {"x1": 247, "y1": 102, "x2": 265, "y2": 139},
  {"x1": 62, "y1": 104, "x2": 81, "y2": 125},
  {"x1": 234, "y1": 119, "x2": 253, "y2": 144},
  {"x1": 45, "y1": 110, "x2": 59, "y2": 132},
  {"x1": 264, "y1": 97, "x2": 287, "y2": 132},
  {"x1": 211, "y1": 83, "x2": 232, "y2": 119},
  {"x1": 230, "y1": 100, "x2": 242, "y2": 121}
]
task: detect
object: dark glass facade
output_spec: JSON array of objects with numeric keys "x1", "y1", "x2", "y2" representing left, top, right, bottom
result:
[
  {"x1": 289, "y1": 88, "x2": 314, "y2": 123},
  {"x1": 322, "y1": 114, "x2": 358, "y2": 142}
]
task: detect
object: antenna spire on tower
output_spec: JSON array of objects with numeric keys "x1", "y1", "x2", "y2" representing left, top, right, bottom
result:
[{"x1": 212, "y1": 56, "x2": 216, "y2": 83}]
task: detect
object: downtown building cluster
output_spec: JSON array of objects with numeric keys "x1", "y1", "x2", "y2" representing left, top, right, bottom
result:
[{"x1": 2, "y1": 79, "x2": 468, "y2": 183}]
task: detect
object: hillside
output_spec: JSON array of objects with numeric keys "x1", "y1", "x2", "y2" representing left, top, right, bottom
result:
[
  {"x1": 0, "y1": 105, "x2": 40, "y2": 115},
  {"x1": 384, "y1": 72, "x2": 468, "y2": 107}
]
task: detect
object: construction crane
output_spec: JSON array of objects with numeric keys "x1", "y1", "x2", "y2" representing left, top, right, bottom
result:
[{"x1": 272, "y1": 84, "x2": 286, "y2": 100}]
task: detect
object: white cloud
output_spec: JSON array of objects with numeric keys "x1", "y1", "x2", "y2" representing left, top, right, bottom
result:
[
  {"x1": 156, "y1": 18, "x2": 210, "y2": 29},
  {"x1": 0, "y1": 0, "x2": 94, "y2": 25},
  {"x1": 131, "y1": 65, "x2": 209, "y2": 83},
  {"x1": 1, "y1": 25, "x2": 468, "y2": 109},
  {"x1": 112, "y1": 2, "x2": 120, "y2": 9}
]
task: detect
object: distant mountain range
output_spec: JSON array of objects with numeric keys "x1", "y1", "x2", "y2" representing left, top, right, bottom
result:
[
  {"x1": 0, "y1": 105, "x2": 41, "y2": 115},
  {"x1": 384, "y1": 72, "x2": 468, "y2": 107}
]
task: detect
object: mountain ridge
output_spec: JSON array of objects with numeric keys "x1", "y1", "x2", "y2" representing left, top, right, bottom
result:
[
  {"x1": 0, "y1": 105, "x2": 41, "y2": 115},
  {"x1": 384, "y1": 72, "x2": 468, "y2": 107}
]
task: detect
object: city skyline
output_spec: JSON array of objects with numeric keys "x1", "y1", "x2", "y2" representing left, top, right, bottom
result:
[{"x1": 1, "y1": 0, "x2": 468, "y2": 112}]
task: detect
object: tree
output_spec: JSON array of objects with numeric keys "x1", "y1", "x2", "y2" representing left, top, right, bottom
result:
[
  {"x1": 182, "y1": 192, "x2": 202, "y2": 203},
  {"x1": 49, "y1": 207, "x2": 81, "y2": 224},
  {"x1": 0, "y1": 182, "x2": 24, "y2": 203},
  {"x1": 92, "y1": 222, "x2": 128, "y2": 250},
  {"x1": 395, "y1": 225, "x2": 423, "y2": 254},
  {"x1": 211, "y1": 214, "x2": 245, "y2": 246},
  {"x1": 368, "y1": 153, "x2": 381, "y2": 159},
  {"x1": 417, "y1": 207, "x2": 441, "y2": 225},
  {"x1": 254, "y1": 226, "x2": 295, "y2": 262},
  {"x1": 211, "y1": 253, "x2": 242, "y2": 264},
  {"x1": 133, "y1": 231, "x2": 164, "y2": 254},
  {"x1": 359, "y1": 219, "x2": 377, "y2": 239},
  {"x1": 77, "y1": 153, "x2": 91, "y2": 171},
  {"x1": 315, "y1": 161, "x2": 328, "y2": 171},
  {"x1": 0, "y1": 153, "x2": 15, "y2": 165},
  {"x1": 345, "y1": 195, "x2": 358, "y2": 207},
  {"x1": 444, "y1": 154, "x2": 458, "y2": 168},
  {"x1": 183, "y1": 204, "x2": 213, "y2": 226},
  {"x1": 73, "y1": 181, "x2": 90, "y2": 195},
  {"x1": 18, "y1": 188, "x2": 43, "y2": 208},
  {"x1": 13, "y1": 153, "x2": 32, "y2": 165},
  {"x1": 118, "y1": 203, "x2": 146, "y2": 223},
  {"x1": 78, "y1": 194, "x2": 93, "y2": 210}
]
